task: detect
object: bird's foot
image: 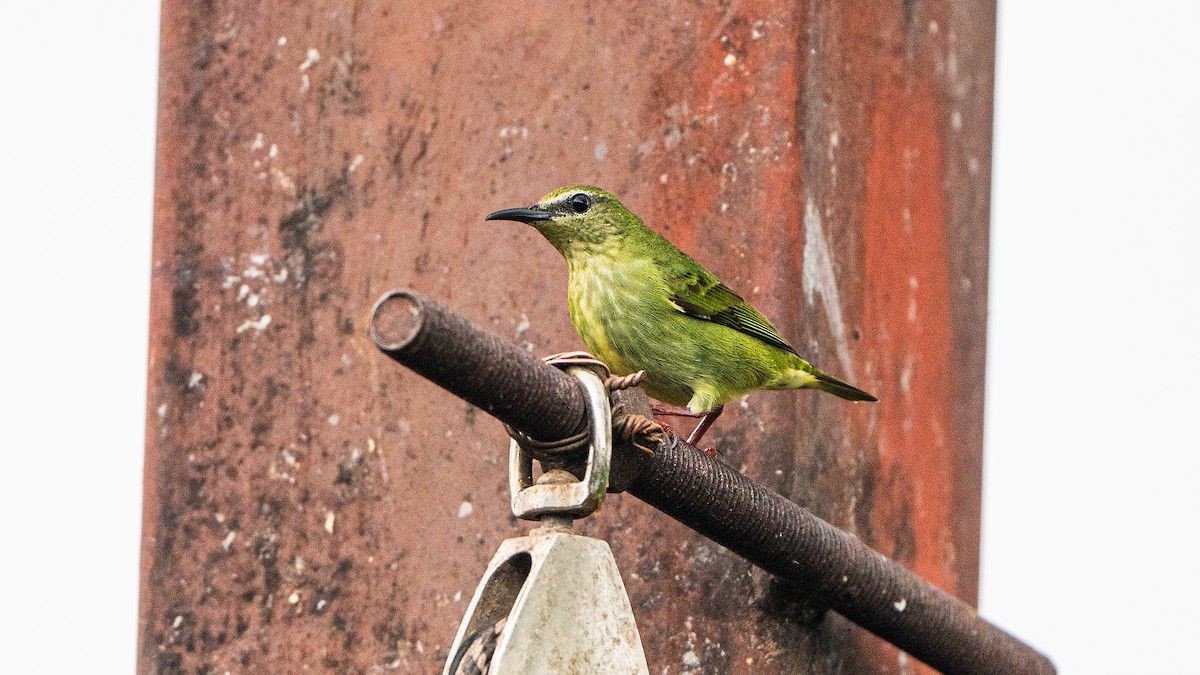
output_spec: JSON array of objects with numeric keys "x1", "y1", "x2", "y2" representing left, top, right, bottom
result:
[{"x1": 655, "y1": 419, "x2": 679, "y2": 438}]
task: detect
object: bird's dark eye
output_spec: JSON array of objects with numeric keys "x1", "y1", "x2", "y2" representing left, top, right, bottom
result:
[{"x1": 568, "y1": 192, "x2": 592, "y2": 214}]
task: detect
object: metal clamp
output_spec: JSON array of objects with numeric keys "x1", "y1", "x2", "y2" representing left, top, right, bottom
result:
[{"x1": 509, "y1": 365, "x2": 611, "y2": 520}]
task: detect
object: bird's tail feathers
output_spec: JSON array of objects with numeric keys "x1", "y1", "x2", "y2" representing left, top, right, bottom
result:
[{"x1": 811, "y1": 369, "x2": 877, "y2": 402}]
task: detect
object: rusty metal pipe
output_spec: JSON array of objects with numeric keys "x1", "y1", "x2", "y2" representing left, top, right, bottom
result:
[
  {"x1": 371, "y1": 289, "x2": 588, "y2": 442},
  {"x1": 370, "y1": 289, "x2": 1054, "y2": 675}
]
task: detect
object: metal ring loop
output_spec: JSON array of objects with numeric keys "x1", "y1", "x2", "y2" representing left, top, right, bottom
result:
[{"x1": 508, "y1": 367, "x2": 612, "y2": 520}]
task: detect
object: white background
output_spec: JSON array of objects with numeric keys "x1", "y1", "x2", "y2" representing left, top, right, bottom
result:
[{"x1": 2, "y1": 2, "x2": 1197, "y2": 673}]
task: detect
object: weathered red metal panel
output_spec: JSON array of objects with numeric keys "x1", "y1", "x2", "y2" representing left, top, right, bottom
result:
[{"x1": 140, "y1": 0, "x2": 994, "y2": 672}]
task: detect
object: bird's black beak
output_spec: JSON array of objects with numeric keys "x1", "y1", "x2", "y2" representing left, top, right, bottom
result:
[{"x1": 484, "y1": 205, "x2": 553, "y2": 224}]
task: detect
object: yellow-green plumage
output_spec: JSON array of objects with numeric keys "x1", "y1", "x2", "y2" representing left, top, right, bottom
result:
[{"x1": 485, "y1": 185, "x2": 875, "y2": 424}]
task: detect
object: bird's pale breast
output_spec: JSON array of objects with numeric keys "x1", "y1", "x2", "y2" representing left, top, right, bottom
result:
[{"x1": 566, "y1": 256, "x2": 710, "y2": 407}]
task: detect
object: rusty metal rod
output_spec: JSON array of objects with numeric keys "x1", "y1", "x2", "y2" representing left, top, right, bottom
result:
[{"x1": 370, "y1": 289, "x2": 1054, "y2": 675}]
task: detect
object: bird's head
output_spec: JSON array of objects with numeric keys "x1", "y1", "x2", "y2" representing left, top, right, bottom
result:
[{"x1": 485, "y1": 185, "x2": 641, "y2": 256}]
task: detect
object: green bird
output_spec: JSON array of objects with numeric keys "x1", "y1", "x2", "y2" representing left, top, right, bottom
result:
[{"x1": 485, "y1": 186, "x2": 876, "y2": 446}]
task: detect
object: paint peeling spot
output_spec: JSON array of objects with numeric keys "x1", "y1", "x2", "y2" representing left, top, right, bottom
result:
[
  {"x1": 299, "y1": 47, "x2": 320, "y2": 71},
  {"x1": 683, "y1": 649, "x2": 701, "y2": 667},
  {"x1": 300, "y1": 73, "x2": 310, "y2": 93},
  {"x1": 594, "y1": 141, "x2": 607, "y2": 161},
  {"x1": 236, "y1": 315, "x2": 271, "y2": 334},
  {"x1": 968, "y1": 156, "x2": 980, "y2": 175},
  {"x1": 453, "y1": 591, "x2": 462, "y2": 602},
  {"x1": 221, "y1": 530, "x2": 236, "y2": 551},
  {"x1": 802, "y1": 198, "x2": 855, "y2": 377},
  {"x1": 324, "y1": 511, "x2": 335, "y2": 534},
  {"x1": 929, "y1": 20, "x2": 939, "y2": 33},
  {"x1": 157, "y1": 403, "x2": 167, "y2": 418},
  {"x1": 288, "y1": 590, "x2": 301, "y2": 604},
  {"x1": 723, "y1": 53, "x2": 737, "y2": 67},
  {"x1": 664, "y1": 126, "x2": 682, "y2": 150},
  {"x1": 268, "y1": 143, "x2": 278, "y2": 158},
  {"x1": 457, "y1": 501, "x2": 473, "y2": 518},
  {"x1": 273, "y1": 267, "x2": 288, "y2": 283},
  {"x1": 188, "y1": 372, "x2": 204, "y2": 389},
  {"x1": 950, "y1": 110, "x2": 962, "y2": 131},
  {"x1": 751, "y1": 21, "x2": 767, "y2": 39},
  {"x1": 894, "y1": 598, "x2": 907, "y2": 612},
  {"x1": 327, "y1": 414, "x2": 340, "y2": 426},
  {"x1": 348, "y1": 154, "x2": 364, "y2": 172},
  {"x1": 720, "y1": 202, "x2": 729, "y2": 213},
  {"x1": 277, "y1": 36, "x2": 287, "y2": 47},
  {"x1": 173, "y1": 615, "x2": 183, "y2": 629},
  {"x1": 271, "y1": 168, "x2": 295, "y2": 193},
  {"x1": 515, "y1": 314, "x2": 530, "y2": 338},
  {"x1": 659, "y1": 173, "x2": 669, "y2": 184},
  {"x1": 908, "y1": 276, "x2": 920, "y2": 322},
  {"x1": 222, "y1": 275, "x2": 241, "y2": 289}
]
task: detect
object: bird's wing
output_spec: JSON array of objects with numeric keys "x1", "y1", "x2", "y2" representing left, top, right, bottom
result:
[{"x1": 665, "y1": 268, "x2": 801, "y2": 357}]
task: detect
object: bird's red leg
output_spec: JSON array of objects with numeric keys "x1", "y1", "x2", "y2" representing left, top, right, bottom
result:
[
  {"x1": 650, "y1": 403, "x2": 722, "y2": 456},
  {"x1": 649, "y1": 403, "x2": 702, "y2": 418},
  {"x1": 686, "y1": 406, "x2": 724, "y2": 448}
]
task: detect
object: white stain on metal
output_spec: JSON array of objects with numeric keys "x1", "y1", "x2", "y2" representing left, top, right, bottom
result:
[
  {"x1": 802, "y1": 198, "x2": 855, "y2": 377},
  {"x1": 299, "y1": 47, "x2": 320, "y2": 71},
  {"x1": 236, "y1": 314, "x2": 271, "y2": 334}
]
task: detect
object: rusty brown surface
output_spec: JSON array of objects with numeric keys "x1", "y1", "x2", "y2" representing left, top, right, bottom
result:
[{"x1": 139, "y1": 0, "x2": 995, "y2": 673}]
